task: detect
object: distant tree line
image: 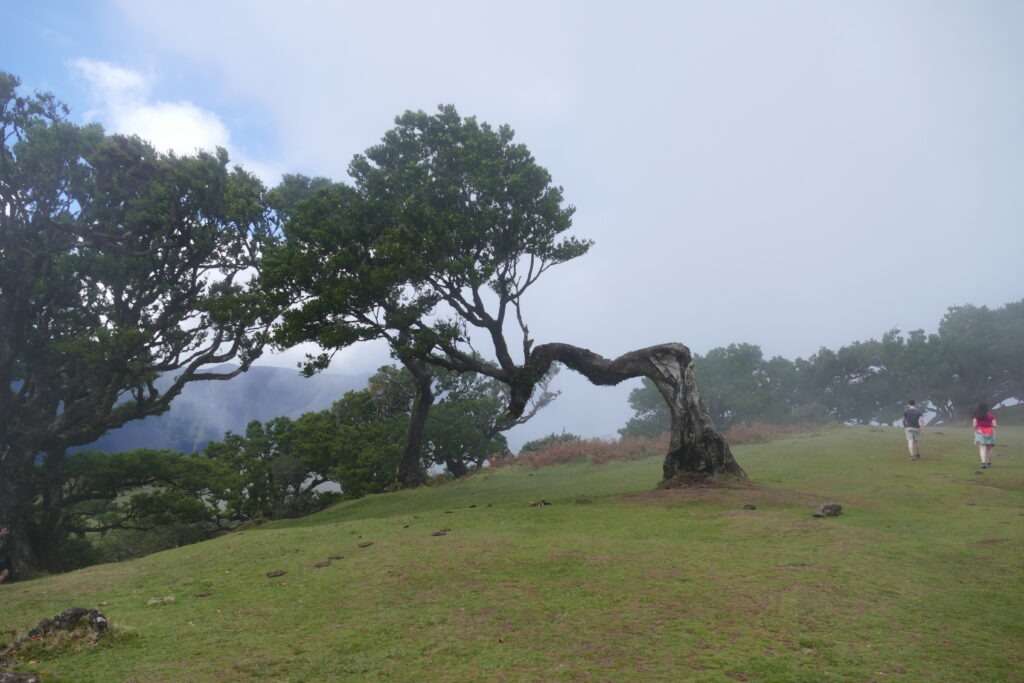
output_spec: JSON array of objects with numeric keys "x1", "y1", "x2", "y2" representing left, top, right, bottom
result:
[{"x1": 621, "y1": 300, "x2": 1024, "y2": 437}]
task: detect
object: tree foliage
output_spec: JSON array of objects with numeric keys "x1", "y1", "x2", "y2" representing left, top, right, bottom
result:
[
  {"x1": 359, "y1": 363, "x2": 558, "y2": 476},
  {"x1": 621, "y1": 300, "x2": 1024, "y2": 433},
  {"x1": 520, "y1": 432, "x2": 582, "y2": 454},
  {"x1": 34, "y1": 359, "x2": 552, "y2": 572},
  {"x1": 261, "y1": 106, "x2": 581, "y2": 485},
  {"x1": 327, "y1": 106, "x2": 741, "y2": 480},
  {"x1": 619, "y1": 379, "x2": 671, "y2": 438},
  {"x1": 25, "y1": 449, "x2": 236, "y2": 571},
  {"x1": 0, "y1": 72, "x2": 276, "y2": 572}
]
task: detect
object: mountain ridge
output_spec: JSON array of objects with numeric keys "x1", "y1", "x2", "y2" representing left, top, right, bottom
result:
[{"x1": 80, "y1": 365, "x2": 370, "y2": 454}]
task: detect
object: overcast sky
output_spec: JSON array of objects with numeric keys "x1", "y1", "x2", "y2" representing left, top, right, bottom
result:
[{"x1": 5, "y1": 1, "x2": 1022, "y2": 446}]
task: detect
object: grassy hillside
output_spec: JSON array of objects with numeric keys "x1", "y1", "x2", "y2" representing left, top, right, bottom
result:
[{"x1": 2, "y1": 427, "x2": 1022, "y2": 682}]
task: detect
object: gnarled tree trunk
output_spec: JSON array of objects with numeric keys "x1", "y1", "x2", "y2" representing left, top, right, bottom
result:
[
  {"x1": 509, "y1": 342, "x2": 745, "y2": 482},
  {"x1": 0, "y1": 450, "x2": 38, "y2": 579},
  {"x1": 396, "y1": 359, "x2": 433, "y2": 488}
]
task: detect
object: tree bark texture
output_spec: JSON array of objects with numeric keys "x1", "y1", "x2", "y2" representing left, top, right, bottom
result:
[
  {"x1": 509, "y1": 342, "x2": 745, "y2": 482},
  {"x1": 0, "y1": 452, "x2": 38, "y2": 577},
  {"x1": 396, "y1": 361, "x2": 434, "y2": 487}
]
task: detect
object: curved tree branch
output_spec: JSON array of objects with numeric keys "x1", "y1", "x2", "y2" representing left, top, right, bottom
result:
[{"x1": 506, "y1": 342, "x2": 745, "y2": 481}]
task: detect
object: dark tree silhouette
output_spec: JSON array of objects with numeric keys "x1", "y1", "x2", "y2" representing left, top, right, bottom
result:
[{"x1": 0, "y1": 73, "x2": 275, "y2": 571}]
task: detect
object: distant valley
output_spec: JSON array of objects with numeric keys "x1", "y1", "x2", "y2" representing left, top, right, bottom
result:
[{"x1": 80, "y1": 365, "x2": 370, "y2": 454}]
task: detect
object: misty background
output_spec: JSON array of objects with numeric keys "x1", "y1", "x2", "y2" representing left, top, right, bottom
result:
[{"x1": 7, "y1": 1, "x2": 1022, "y2": 450}]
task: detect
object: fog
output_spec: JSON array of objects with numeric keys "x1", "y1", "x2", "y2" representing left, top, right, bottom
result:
[{"x1": 8, "y1": 1, "x2": 1022, "y2": 448}]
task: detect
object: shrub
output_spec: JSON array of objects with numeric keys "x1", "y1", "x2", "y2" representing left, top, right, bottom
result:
[{"x1": 519, "y1": 432, "x2": 582, "y2": 454}]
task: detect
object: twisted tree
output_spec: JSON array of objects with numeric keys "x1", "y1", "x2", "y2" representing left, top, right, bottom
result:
[
  {"x1": 511, "y1": 343, "x2": 742, "y2": 480},
  {"x1": 356, "y1": 106, "x2": 745, "y2": 481}
]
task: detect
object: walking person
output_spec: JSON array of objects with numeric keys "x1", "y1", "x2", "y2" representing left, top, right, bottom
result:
[
  {"x1": 973, "y1": 403, "x2": 998, "y2": 469},
  {"x1": 903, "y1": 399, "x2": 924, "y2": 459}
]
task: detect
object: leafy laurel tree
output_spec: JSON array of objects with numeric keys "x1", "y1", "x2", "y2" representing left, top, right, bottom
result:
[
  {"x1": 0, "y1": 73, "x2": 277, "y2": 569},
  {"x1": 261, "y1": 115, "x2": 556, "y2": 486},
  {"x1": 272, "y1": 105, "x2": 744, "y2": 484}
]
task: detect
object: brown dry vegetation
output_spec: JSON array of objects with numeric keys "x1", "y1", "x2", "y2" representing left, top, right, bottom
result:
[{"x1": 498, "y1": 422, "x2": 822, "y2": 470}]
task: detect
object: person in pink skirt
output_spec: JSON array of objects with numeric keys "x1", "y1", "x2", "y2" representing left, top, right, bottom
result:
[{"x1": 972, "y1": 403, "x2": 998, "y2": 469}]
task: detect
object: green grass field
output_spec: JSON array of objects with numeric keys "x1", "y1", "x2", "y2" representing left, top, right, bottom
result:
[{"x1": 2, "y1": 426, "x2": 1022, "y2": 682}]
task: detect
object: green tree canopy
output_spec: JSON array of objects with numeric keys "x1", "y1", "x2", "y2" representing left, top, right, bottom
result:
[
  {"x1": 261, "y1": 106, "x2": 582, "y2": 485},
  {"x1": 347, "y1": 107, "x2": 742, "y2": 481},
  {"x1": 0, "y1": 72, "x2": 276, "y2": 572},
  {"x1": 619, "y1": 301, "x2": 1024, "y2": 432}
]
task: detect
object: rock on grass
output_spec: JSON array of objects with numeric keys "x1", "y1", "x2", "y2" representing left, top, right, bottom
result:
[{"x1": 813, "y1": 503, "x2": 843, "y2": 518}]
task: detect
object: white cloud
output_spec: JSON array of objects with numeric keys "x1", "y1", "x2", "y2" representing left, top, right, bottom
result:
[
  {"x1": 116, "y1": 101, "x2": 230, "y2": 155},
  {"x1": 71, "y1": 58, "x2": 229, "y2": 156},
  {"x1": 235, "y1": 158, "x2": 283, "y2": 188},
  {"x1": 70, "y1": 58, "x2": 281, "y2": 184},
  {"x1": 72, "y1": 58, "x2": 149, "y2": 97}
]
